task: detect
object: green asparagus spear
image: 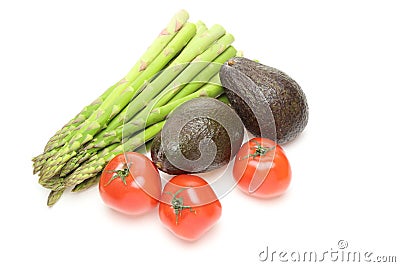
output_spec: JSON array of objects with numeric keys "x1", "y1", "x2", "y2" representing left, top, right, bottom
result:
[
  {"x1": 59, "y1": 74, "x2": 227, "y2": 178},
  {"x1": 60, "y1": 54, "x2": 233, "y2": 177},
  {"x1": 169, "y1": 46, "x2": 237, "y2": 101},
  {"x1": 71, "y1": 175, "x2": 101, "y2": 192},
  {"x1": 64, "y1": 86, "x2": 231, "y2": 188},
  {"x1": 141, "y1": 33, "x2": 233, "y2": 109},
  {"x1": 38, "y1": 143, "x2": 119, "y2": 189},
  {"x1": 52, "y1": 25, "x2": 228, "y2": 180},
  {"x1": 143, "y1": 74, "x2": 224, "y2": 126},
  {"x1": 33, "y1": 10, "x2": 190, "y2": 173},
  {"x1": 42, "y1": 84, "x2": 117, "y2": 153},
  {"x1": 59, "y1": 147, "x2": 98, "y2": 177},
  {"x1": 63, "y1": 121, "x2": 166, "y2": 187},
  {"x1": 39, "y1": 22, "x2": 196, "y2": 179},
  {"x1": 83, "y1": 35, "x2": 233, "y2": 157},
  {"x1": 86, "y1": 44, "x2": 235, "y2": 152},
  {"x1": 33, "y1": 149, "x2": 58, "y2": 174},
  {"x1": 217, "y1": 94, "x2": 230, "y2": 105},
  {"x1": 152, "y1": 44, "x2": 236, "y2": 108},
  {"x1": 195, "y1": 20, "x2": 207, "y2": 35},
  {"x1": 122, "y1": 25, "x2": 227, "y2": 124},
  {"x1": 38, "y1": 10, "x2": 189, "y2": 155},
  {"x1": 47, "y1": 189, "x2": 65, "y2": 207},
  {"x1": 65, "y1": 93, "x2": 231, "y2": 196}
]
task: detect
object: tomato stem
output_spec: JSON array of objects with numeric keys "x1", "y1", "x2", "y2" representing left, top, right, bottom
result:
[
  {"x1": 242, "y1": 140, "x2": 275, "y2": 160},
  {"x1": 165, "y1": 188, "x2": 196, "y2": 225},
  {"x1": 104, "y1": 163, "x2": 132, "y2": 186}
]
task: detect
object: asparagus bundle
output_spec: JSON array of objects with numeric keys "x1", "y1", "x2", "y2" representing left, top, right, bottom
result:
[
  {"x1": 59, "y1": 47, "x2": 236, "y2": 178},
  {"x1": 32, "y1": 10, "x2": 190, "y2": 174},
  {"x1": 32, "y1": 10, "x2": 238, "y2": 206}
]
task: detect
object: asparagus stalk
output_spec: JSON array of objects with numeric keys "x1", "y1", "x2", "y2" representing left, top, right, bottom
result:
[
  {"x1": 39, "y1": 22, "x2": 197, "y2": 180},
  {"x1": 51, "y1": 92, "x2": 231, "y2": 196},
  {"x1": 151, "y1": 44, "x2": 236, "y2": 108},
  {"x1": 62, "y1": 78, "x2": 225, "y2": 184},
  {"x1": 143, "y1": 74, "x2": 224, "y2": 126},
  {"x1": 39, "y1": 175, "x2": 63, "y2": 190},
  {"x1": 47, "y1": 189, "x2": 65, "y2": 207},
  {"x1": 63, "y1": 93, "x2": 231, "y2": 198},
  {"x1": 118, "y1": 32, "x2": 231, "y2": 146},
  {"x1": 195, "y1": 20, "x2": 207, "y2": 35},
  {"x1": 59, "y1": 96, "x2": 137, "y2": 177},
  {"x1": 169, "y1": 46, "x2": 237, "y2": 101},
  {"x1": 59, "y1": 147, "x2": 98, "y2": 177},
  {"x1": 64, "y1": 89, "x2": 231, "y2": 189},
  {"x1": 63, "y1": 120, "x2": 166, "y2": 188},
  {"x1": 43, "y1": 84, "x2": 117, "y2": 153},
  {"x1": 60, "y1": 74, "x2": 228, "y2": 177},
  {"x1": 33, "y1": 10, "x2": 190, "y2": 174},
  {"x1": 33, "y1": 84, "x2": 127, "y2": 176},
  {"x1": 123, "y1": 73, "x2": 222, "y2": 139},
  {"x1": 45, "y1": 22, "x2": 223, "y2": 168},
  {"x1": 87, "y1": 44, "x2": 235, "y2": 150},
  {"x1": 46, "y1": 92, "x2": 231, "y2": 203},
  {"x1": 217, "y1": 94, "x2": 230, "y2": 105},
  {"x1": 67, "y1": 95, "x2": 131, "y2": 156},
  {"x1": 71, "y1": 134, "x2": 151, "y2": 193},
  {"x1": 71, "y1": 175, "x2": 100, "y2": 192},
  {"x1": 39, "y1": 143, "x2": 119, "y2": 189},
  {"x1": 142, "y1": 33, "x2": 233, "y2": 108},
  {"x1": 52, "y1": 25, "x2": 227, "y2": 179},
  {"x1": 59, "y1": 58, "x2": 231, "y2": 177},
  {"x1": 122, "y1": 25, "x2": 226, "y2": 124},
  {"x1": 125, "y1": 9, "x2": 190, "y2": 81},
  {"x1": 47, "y1": 173, "x2": 97, "y2": 206},
  {"x1": 33, "y1": 149, "x2": 58, "y2": 174},
  {"x1": 84, "y1": 35, "x2": 233, "y2": 156},
  {"x1": 59, "y1": 75, "x2": 226, "y2": 178},
  {"x1": 40, "y1": 16, "x2": 193, "y2": 171},
  {"x1": 37, "y1": 10, "x2": 189, "y2": 155}
]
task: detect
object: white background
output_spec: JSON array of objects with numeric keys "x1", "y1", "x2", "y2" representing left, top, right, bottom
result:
[{"x1": 1, "y1": 0, "x2": 399, "y2": 266}]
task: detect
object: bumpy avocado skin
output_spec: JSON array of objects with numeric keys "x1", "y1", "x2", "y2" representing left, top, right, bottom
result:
[
  {"x1": 220, "y1": 57, "x2": 308, "y2": 144},
  {"x1": 151, "y1": 98, "x2": 244, "y2": 175}
]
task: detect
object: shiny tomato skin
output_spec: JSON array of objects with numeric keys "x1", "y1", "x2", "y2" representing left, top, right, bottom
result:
[
  {"x1": 99, "y1": 152, "x2": 161, "y2": 215},
  {"x1": 159, "y1": 175, "x2": 222, "y2": 241},
  {"x1": 233, "y1": 138, "x2": 292, "y2": 198}
]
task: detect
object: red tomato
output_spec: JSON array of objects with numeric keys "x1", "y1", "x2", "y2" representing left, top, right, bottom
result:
[
  {"x1": 159, "y1": 175, "x2": 222, "y2": 241},
  {"x1": 233, "y1": 138, "x2": 292, "y2": 198},
  {"x1": 99, "y1": 152, "x2": 161, "y2": 215}
]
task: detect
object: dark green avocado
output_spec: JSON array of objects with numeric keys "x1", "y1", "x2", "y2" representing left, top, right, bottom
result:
[
  {"x1": 220, "y1": 57, "x2": 308, "y2": 144},
  {"x1": 151, "y1": 97, "x2": 244, "y2": 175}
]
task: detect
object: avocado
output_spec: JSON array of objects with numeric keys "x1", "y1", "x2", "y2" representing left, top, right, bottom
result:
[
  {"x1": 219, "y1": 57, "x2": 308, "y2": 144},
  {"x1": 151, "y1": 97, "x2": 244, "y2": 175}
]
